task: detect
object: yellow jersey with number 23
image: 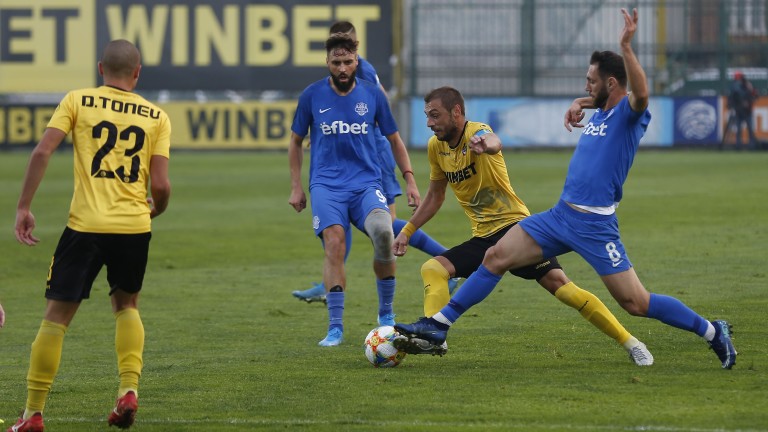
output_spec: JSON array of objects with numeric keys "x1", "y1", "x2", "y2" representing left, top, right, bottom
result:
[{"x1": 47, "y1": 85, "x2": 171, "y2": 234}]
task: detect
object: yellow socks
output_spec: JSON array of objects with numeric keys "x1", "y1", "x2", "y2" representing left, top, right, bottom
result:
[
  {"x1": 115, "y1": 308, "x2": 144, "y2": 397},
  {"x1": 554, "y1": 282, "x2": 631, "y2": 346},
  {"x1": 422, "y1": 259, "x2": 451, "y2": 316},
  {"x1": 26, "y1": 320, "x2": 67, "y2": 416}
]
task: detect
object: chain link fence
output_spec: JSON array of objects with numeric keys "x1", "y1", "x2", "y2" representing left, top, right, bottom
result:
[{"x1": 400, "y1": 0, "x2": 768, "y2": 97}]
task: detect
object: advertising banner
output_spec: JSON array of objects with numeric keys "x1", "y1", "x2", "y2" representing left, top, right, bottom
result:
[
  {"x1": 0, "y1": 99, "x2": 295, "y2": 148},
  {"x1": 0, "y1": 0, "x2": 392, "y2": 93},
  {"x1": 409, "y1": 97, "x2": 673, "y2": 148},
  {"x1": 673, "y1": 97, "x2": 720, "y2": 146},
  {"x1": 721, "y1": 96, "x2": 768, "y2": 149},
  {"x1": 162, "y1": 100, "x2": 296, "y2": 148},
  {"x1": 0, "y1": 103, "x2": 62, "y2": 147}
]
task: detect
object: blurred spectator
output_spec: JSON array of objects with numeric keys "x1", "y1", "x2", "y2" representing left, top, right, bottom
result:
[{"x1": 727, "y1": 71, "x2": 759, "y2": 150}]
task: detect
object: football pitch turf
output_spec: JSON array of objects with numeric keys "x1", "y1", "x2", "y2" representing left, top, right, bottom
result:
[{"x1": 1, "y1": 149, "x2": 766, "y2": 431}]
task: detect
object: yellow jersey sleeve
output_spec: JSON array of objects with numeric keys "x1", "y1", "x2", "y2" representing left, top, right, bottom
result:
[{"x1": 48, "y1": 86, "x2": 171, "y2": 234}]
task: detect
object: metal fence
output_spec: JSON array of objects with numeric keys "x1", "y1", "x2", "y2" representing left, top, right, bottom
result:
[{"x1": 401, "y1": 0, "x2": 768, "y2": 97}]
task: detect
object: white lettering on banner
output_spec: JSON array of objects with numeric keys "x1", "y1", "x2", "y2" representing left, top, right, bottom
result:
[
  {"x1": 320, "y1": 121, "x2": 368, "y2": 135},
  {"x1": 583, "y1": 122, "x2": 608, "y2": 136}
]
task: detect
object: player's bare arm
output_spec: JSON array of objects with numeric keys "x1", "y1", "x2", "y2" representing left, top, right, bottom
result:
[
  {"x1": 564, "y1": 97, "x2": 593, "y2": 131},
  {"x1": 149, "y1": 155, "x2": 171, "y2": 218},
  {"x1": 288, "y1": 131, "x2": 307, "y2": 212},
  {"x1": 469, "y1": 132, "x2": 501, "y2": 155},
  {"x1": 393, "y1": 178, "x2": 448, "y2": 257},
  {"x1": 387, "y1": 132, "x2": 421, "y2": 208},
  {"x1": 620, "y1": 8, "x2": 649, "y2": 112},
  {"x1": 15, "y1": 127, "x2": 66, "y2": 246}
]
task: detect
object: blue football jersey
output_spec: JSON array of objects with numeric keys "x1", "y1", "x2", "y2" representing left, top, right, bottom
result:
[
  {"x1": 292, "y1": 77, "x2": 399, "y2": 192},
  {"x1": 358, "y1": 56, "x2": 398, "y2": 183},
  {"x1": 357, "y1": 56, "x2": 380, "y2": 87},
  {"x1": 561, "y1": 96, "x2": 651, "y2": 207}
]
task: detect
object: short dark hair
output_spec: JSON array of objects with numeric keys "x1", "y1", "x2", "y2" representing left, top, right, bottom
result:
[
  {"x1": 101, "y1": 39, "x2": 140, "y2": 78},
  {"x1": 590, "y1": 50, "x2": 627, "y2": 87},
  {"x1": 424, "y1": 86, "x2": 465, "y2": 115},
  {"x1": 330, "y1": 21, "x2": 355, "y2": 34},
  {"x1": 325, "y1": 33, "x2": 358, "y2": 55}
]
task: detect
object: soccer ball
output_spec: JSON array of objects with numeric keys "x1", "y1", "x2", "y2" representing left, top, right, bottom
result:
[{"x1": 364, "y1": 325, "x2": 406, "y2": 368}]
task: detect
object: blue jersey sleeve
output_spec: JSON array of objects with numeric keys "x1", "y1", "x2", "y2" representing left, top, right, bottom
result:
[
  {"x1": 357, "y1": 56, "x2": 381, "y2": 87},
  {"x1": 291, "y1": 88, "x2": 313, "y2": 137},
  {"x1": 374, "y1": 88, "x2": 398, "y2": 137}
]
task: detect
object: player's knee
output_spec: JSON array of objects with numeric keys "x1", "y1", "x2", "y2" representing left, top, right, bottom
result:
[
  {"x1": 323, "y1": 234, "x2": 345, "y2": 257},
  {"x1": 482, "y1": 245, "x2": 506, "y2": 273},
  {"x1": 365, "y1": 208, "x2": 394, "y2": 262},
  {"x1": 540, "y1": 269, "x2": 570, "y2": 290},
  {"x1": 617, "y1": 296, "x2": 648, "y2": 317}
]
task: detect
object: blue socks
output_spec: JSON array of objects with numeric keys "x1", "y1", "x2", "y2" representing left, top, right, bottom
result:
[
  {"x1": 393, "y1": 218, "x2": 447, "y2": 257},
  {"x1": 647, "y1": 293, "x2": 709, "y2": 336},
  {"x1": 376, "y1": 277, "x2": 396, "y2": 317},
  {"x1": 440, "y1": 265, "x2": 502, "y2": 323},
  {"x1": 326, "y1": 291, "x2": 345, "y2": 331}
]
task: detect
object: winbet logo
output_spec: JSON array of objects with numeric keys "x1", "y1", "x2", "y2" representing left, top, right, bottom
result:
[{"x1": 320, "y1": 121, "x2": 369, "y2": 135}]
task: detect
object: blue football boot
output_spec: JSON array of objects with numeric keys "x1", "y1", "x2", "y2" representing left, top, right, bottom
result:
[
  {"x1": 448, "y1": 278, "x2": 461, "y2": 294},
  {"x1": 318, "y1": 327, "x2": 343, "y2": 347},
  {"x1": 394, "y1": 317, "x2": 449, "y2": 345},
  {"x1": 378, "y1": 313, "x2": 396, "y2": 327},
  {"x1": 708, "y1": 320, "x2": 737, "y2": 369},
  {"x1": 292, "y1": 282, "x2": 326, "y2": 304}
]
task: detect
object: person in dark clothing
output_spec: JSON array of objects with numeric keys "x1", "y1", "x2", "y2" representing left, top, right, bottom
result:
[{"x1": 728, "y1": 71, "x2": 759, "y2": 150}]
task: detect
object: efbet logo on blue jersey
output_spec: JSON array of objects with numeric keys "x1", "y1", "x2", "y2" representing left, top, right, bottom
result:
[
  {"x1": 583, "y1": 122, "x2": 608, "y2": 136},
  {"x1": 320, "y1": 120, "x2": 369, "y2": 135}
]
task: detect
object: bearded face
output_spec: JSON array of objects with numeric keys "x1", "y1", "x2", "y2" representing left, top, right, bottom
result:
[
  {"x1": 585, "y1": 64, "x2": 610, "y2": 110},
  {"x1": 591, "y1": 84, "x2": 610, "y2": 110},
  {"x1": 327, "y1": 48, "x2": 358, "y2": 93},
  {"x1": 330, "y1": 68, "x2": 357, "y2": 93},
  {"x1": 434, "y1": 116, "x2": 460, "y2": 142},
  {"x1": 425, "y1": 100, "x2": 460, "y2": 143}
]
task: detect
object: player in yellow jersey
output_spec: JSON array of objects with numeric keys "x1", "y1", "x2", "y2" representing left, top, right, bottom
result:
[
  {"x1": 10, "y1": 39, "x2": 171, "y2": 432},
  {"x1": 392, "y1": 86, "x2": 651, "y2": 365}
]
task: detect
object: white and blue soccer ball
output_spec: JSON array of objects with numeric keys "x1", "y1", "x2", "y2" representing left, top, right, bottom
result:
[{"x1": 364, "y1": 326, "x2": 406, "y2": 368}]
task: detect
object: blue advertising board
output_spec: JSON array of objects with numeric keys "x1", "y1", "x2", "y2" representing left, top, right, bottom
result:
[
  {"x1": 410, "y1": 97, "x2": 673, "y2": 148},
  {"x1": 673, "y1": 97, "x2": 720, "y2": 146}
]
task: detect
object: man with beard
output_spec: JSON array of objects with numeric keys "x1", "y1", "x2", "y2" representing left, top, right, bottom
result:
[
  {"x1": 391, "y1": 86, "x2": 653, "y2": 366},
  {"x1": 288, "y1": 33, "x2": 420, "y2": 346},
  {"x1": 395, "y1": 9, "x2": 737, "y2": 370},
  {"x1": 291, "y1": 21, "x2": 456, "y2": 305}
]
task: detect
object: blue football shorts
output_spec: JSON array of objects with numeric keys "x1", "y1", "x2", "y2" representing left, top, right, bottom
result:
[
  {"x1": 310, "y1": 185, "x2": 390, "y2": 237},
  {"x1": 519, "y1": 200, "x2": 633, "y2": 276}
]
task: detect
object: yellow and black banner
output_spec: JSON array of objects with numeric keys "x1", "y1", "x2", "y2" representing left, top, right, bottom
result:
[
  {"x1": 0, "y1": 0, "x2": 392, "y2": 92},
  {"x1": 0, "y1": 104, "x2": 61, "y2": 147},
  {"x1": 0, "y1": 100, "x2": 298, "y2": 149},
  {"x1": 163, "y1": 100, "x2": 297, "y2": 148}
]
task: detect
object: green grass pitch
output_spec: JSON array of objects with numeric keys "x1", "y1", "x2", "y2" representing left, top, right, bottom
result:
[{"x1": 1, "y1": 149, "x2": 766, "y2": 431}]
